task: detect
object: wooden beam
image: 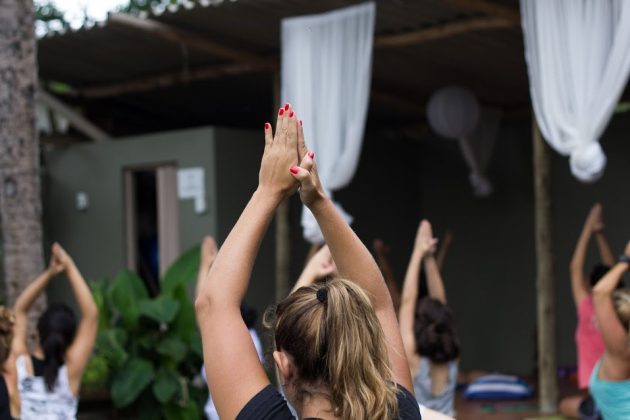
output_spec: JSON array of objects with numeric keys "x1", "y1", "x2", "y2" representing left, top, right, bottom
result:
[
  {"x1": 445, "y1": 0, "x2": 521, "y2": 25},
  {"x1": 37, "y1": 89, "x2": 111, "y2": 142},
  {"x1": 532, "y1": 116, "x2": 558, "y2": 414},
  {"x1": 375, "y1": 16, "x2": 515, "y2": 48},
  {"x1": 108, "y1": 13, "x2": 266, "y2": 63},
  {"x1": 79, "y1": 61, "x2": 276, "y2": 98}
]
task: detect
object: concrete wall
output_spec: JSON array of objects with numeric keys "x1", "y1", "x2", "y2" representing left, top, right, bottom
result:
[{"x1": 42, "y1": 127, "x2": 274, "y2": 315}]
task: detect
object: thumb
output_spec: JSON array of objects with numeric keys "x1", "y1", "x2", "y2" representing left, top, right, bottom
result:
[{"x1": 289, "y1": 166, "x2": 312, "y2": 187}]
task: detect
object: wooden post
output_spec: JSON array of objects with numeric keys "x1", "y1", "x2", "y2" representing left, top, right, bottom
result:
[
  {"x1": 532, "y1": 116, "x2": 558, "y2": 413},
  {"x1": 274, "y1": 72, "x2": 291, "y2": 301}
]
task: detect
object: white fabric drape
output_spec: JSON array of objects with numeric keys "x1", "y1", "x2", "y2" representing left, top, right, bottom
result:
[
  {"x1": 520, "y1": 0, "x2": 630, "y2": 182},
  {"x1": 281, "y1": 2, "x2": 375, "y2": 244}
]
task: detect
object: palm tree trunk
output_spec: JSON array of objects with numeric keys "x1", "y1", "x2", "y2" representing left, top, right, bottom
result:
[{"x1": 0, "y1": 0, "x2": 46, "y2": 319}]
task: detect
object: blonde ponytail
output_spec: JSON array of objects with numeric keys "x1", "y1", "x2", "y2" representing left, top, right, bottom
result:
[
  {"x1": 613, "y1": 288, "x2": 630, "y2": 332},
  {"x1": 268, "y1": 278, "x2": 399, "y2": 419}
]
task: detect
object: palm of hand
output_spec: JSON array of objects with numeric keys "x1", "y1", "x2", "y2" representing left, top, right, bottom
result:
[{"x1": 259, "y1": 105, "x2": 300, "y2": 197}]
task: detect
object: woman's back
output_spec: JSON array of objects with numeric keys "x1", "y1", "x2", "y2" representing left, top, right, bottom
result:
[
  {"x1": 413, "y1": 357, "x2": 457, "y2": 417},
  {"x1": 16, "y1": 355, "x2": 77, "y2": 420}
]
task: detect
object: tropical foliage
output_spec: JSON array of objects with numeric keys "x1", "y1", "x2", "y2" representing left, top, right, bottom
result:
[{"x1": 83, "y1": 245, "x2": 206, "y2": 419}]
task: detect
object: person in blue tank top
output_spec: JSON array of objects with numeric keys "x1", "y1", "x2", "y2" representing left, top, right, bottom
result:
[
  {"x1": 399, "y1": 220, "x2": 460, "y2": 417},
  {"x1": 590, "y1": 240, "x2": 630, "y2": 419}
]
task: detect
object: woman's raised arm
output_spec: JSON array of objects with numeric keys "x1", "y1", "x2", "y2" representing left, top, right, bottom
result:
[
  {"x1": 290, "y1": 127, "x2": 414, "y2": 393},
  {"x1": 55, "y1": 244, "x2": 99, "y2": 395},
  {"x1": 570, "y1": 204, "x2": 600, "y2": 306},
  {"x1": 195, "y1": 104, "x2": 299, "y2": 419},
  {"x1": 12, "y1": 253, "x2": 64, "y2": 356},
  {"x1": 592, "y1": 241, "x2": 630, "y2": 358},
  {"x1": 399, "y1": 221, "x2": 436, "y2": 362}
]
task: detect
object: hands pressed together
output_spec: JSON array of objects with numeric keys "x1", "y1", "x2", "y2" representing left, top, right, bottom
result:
[
  {"x1": 414, "y1": 220, "x2": 438, "y2": 255},
  {"x1": 258, "y1": 103, "x2": 326, "y2": 208},
  {"x1": 47, "y1": 242, "x2": 73, "y2": 276}
]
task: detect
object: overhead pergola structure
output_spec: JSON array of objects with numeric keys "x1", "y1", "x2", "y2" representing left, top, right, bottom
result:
[{"x1": 37, "y1": 0, "x2": 561, "y2": 412}]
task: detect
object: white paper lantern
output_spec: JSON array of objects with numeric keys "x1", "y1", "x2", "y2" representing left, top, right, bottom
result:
[{"x1": 427, "y1": 86, "x2": 480, "y2": 139}]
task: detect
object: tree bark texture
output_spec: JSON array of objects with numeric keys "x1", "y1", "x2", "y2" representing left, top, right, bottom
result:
[{"x1": 0, "y1": 0, "x2": 46, "y2": 317}]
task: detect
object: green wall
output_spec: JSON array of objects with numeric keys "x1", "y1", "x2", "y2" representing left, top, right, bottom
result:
[{"x1": 42, "y1": 127, "x2": 274, "y2": 317}]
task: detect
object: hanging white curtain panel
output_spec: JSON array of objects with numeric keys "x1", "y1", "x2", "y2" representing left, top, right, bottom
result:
[
  {"x1": 281, "y1": 2, "x2": 375, "y2": 244},
  {"x1": 520, "y1": 0, "x2": 630, "y2": 182}
]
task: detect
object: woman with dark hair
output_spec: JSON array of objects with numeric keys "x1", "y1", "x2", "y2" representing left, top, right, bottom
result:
[
  {"x1": 399, "y1": 220, "x2": 459, "y2": 417},
  {"x1": 561, "y1": 203, "x2": 616, "y2": 418},
  {"x1": 195, "y1": 104, "x2": 421, "y2": 419},
  {"x1": 12, "y1": 243, "x2": 98, "y2": 419}
]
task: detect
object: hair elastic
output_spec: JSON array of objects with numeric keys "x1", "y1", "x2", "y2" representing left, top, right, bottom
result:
[{"x1": 316, "y1": 288, "x2": 328, "y2": 304}]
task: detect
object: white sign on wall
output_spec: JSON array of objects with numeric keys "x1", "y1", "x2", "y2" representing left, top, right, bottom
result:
[{"x1": 177, "y1": 167, "x2": 206, "y2": 214}]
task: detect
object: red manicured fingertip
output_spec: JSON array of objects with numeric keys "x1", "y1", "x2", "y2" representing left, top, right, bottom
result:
[
  {"x1": 264, "y1": 122, "x2": 270, "y2": 129},
  {"x1": 289, "y1": 111, "x2": 294, "y2": 118},
  {"x1": 279, "y1": 108, "x2": 284, "y2": 116},
  {"x1": 284, "y1": 103, "x2": 290, "y2": 111},
  {"x1": 290, "y1": 166, "x2": 299, "y2": 174},
  {"x1": 299, "y1": 119, "x2": 303, "y2": 126},
  {"x1": 308, "y1": 152, "x2": 314, "y2": 159}
]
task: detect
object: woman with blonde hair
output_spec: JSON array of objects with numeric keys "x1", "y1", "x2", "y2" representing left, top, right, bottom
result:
[
  {"x1": 589, "y1": 240, "x2": 630, "y2": 419},
  {"x1": 195, "y1": 104, "x2": 421, "y2": 419}
]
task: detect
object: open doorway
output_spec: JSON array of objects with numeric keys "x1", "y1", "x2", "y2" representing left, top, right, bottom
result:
[{"x1": 125, "y1": 164, "x2": 180, "y2": 296}]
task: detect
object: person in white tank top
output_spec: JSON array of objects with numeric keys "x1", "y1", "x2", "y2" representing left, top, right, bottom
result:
[
  {"x1": 11, "y1": 243, "x2": 98, "y2": 420},
  {"x1": 399, "y1": 220, "x2": 460, "y2": 417}
]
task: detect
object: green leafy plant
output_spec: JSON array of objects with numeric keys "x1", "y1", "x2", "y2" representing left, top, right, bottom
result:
[{"x1": 83, "y1": 245, "x2": 206, "y2": 419}]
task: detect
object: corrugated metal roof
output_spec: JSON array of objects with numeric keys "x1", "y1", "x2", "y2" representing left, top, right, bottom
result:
[{"x1": 37, "y1": 0, "x2": 528, "y2": 134}]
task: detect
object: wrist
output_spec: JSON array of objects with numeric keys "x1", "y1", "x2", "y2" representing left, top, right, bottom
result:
[
  {"x1": 307, "y1": 193, "x2": 332, "y2": 216},
  {"x1": 253, "y1": 187, "x2": 284, "y2": 207}
]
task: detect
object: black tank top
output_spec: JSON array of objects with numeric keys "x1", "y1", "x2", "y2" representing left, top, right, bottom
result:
[{"x1": 0, "y1": 375, "x2": 11, "y2": 420}]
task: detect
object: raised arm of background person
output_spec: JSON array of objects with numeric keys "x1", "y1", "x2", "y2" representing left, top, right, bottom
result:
[
  {"x1": 399, "y1": 221, "x2": 436, "y2": 362},
  {"x1": 591, "y1": 205, "x2": 615, "y2": 266},
  {"x1": 11, "y1": 255, "x2": 64, "y2": 356},
  {"x1": 195, "y1": 104, "x2": 299, "y2": 419},
  {"x1": 570, "y1": 204, "x2": 599, "y2": 306},
  {"x1": 291, "y1": 245, "x2": 335, "y2": 294},
  {"x1": 373, "y1": 239, "x2": 401, "y2": 312},
  {"x1": 423, "y1": 222, "x2": 446, "y2": 304},
  {"x1": 592, "y1": 241, "x2": 630, "y2": 359},
  {"x1": 290, "y1": 129, "x2": 413, "y2": 394},
  {"x1": 195, "y1": 236, "x2": 218, "y2": 299},
  {"x1": 53, "y1": 244, "x2": 99, "y2": 395},
  {"x1": 436, "y1": 229, "x2": 454, "y2": 271}
]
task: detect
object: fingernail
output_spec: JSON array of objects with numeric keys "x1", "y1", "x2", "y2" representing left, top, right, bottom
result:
[
  {"x1": 264, "y1": 123, "x2": 270, "y2": 129},
  {"x1": 290, "y1": 166, "x2": 299, "y2": 174},
  {"x1": 279, "y1": 108, "x2": 284, "y2": 116},
  {"x1": 299, "y1": 119, "x2": 303, "y2": 126},
  {"x1": 308, "y1": 152, "x2": 314, "y2": 159},
  {"x1": 284, "y1": 103, "x2": 290, "y2": 111},
  {"x1": 289, "y1": 111, "x2": 294, "y2": 118}
]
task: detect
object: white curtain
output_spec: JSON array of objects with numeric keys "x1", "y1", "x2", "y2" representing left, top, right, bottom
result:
[
  {"x1": 520, "y1": 0, "x2": 630, "y2": 182},
  {"x1": 281, "y1": 2, "x2": 375, "y2": 244}
]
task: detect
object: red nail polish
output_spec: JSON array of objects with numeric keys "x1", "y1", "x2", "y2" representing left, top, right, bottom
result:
[
  {"x1": 290, "y1": 166, "x2": 299, "y2": 174},
  {"x1": 265, "y1": 123, "x2": 270, "y2": 129},
  {"x1": 308, "y1": 152, "x2": 314, "y2": 159},
  {"x1": 289, "y1": 111, "x2": 294, "y2": 118},
  {"x1": 284, "y1": 103, "x2": 290, "y2": 111},
  {"x1": 279, "y1": 108, "x2": 284, "y2": 116},
  {"x1": 299, "y1": 119, "x2": 303, "y2": 126}
]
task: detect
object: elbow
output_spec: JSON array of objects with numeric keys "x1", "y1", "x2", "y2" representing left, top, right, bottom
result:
[{"x1": 195, "y1": 293, "x2": 213, "y2": 316}]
